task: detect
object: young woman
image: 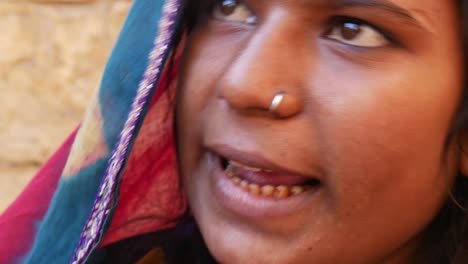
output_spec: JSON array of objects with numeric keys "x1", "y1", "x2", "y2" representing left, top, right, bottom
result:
[{"x1": 2, "y1": 0, "x2": 468, "y2": 263}]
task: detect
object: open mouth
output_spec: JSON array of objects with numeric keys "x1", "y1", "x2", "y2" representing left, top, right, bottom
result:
[{"x1": 220, "y1": 157, "x2": 321, "y2": 199}]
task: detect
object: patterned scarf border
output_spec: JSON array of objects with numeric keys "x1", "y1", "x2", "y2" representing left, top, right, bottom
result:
[{"x1": 71, "y1": 1, "x2": 181, "y2": 263}]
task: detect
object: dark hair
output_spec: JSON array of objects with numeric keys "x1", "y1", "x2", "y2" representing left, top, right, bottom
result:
[
  {"x1": 415, "y1": 2, "x2": 468, "y2": 264},
  {"x1": 179, "y1": 1, "x2": 468, "y2": 263}
]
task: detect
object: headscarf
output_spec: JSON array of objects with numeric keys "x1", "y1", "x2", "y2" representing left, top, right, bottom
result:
[{"x1": 0, "y1": 0, "x2": 189, "y2": 263}]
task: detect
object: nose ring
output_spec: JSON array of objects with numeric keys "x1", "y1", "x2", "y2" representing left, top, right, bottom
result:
[{"x1": 269, "y1": 92, "x2": 285, "y2": 113}]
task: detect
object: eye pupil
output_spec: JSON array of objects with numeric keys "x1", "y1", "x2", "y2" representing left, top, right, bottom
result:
[
  {"x1": 341, "y1": 22, "x2": 361, "y2": 40},
  {"x1": 221, "y1": 0, "x2": 237, "y2": 15}
]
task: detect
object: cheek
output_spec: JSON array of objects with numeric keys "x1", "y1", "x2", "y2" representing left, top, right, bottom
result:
[
  {"x1": 313, "y1": 60, "x2": 461, "y2": 219},
  {"x1": 296, "y1": 61, "x2": 462, "y2": 260},
  {"x1": 179, "y1": 24, "x2": 253, "y2": 112},
  {"x1": 177, "y1": 26, "x2": 252, "y2": 174}
]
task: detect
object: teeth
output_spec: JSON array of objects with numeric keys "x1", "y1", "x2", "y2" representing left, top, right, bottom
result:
[
  {"x1": 225, "y1": 161, "x2": 311, "y2": 199},
  {"x1": 232, "y1": 177, "x2": 241, "y2": 185},
  {"x1": 240, "y1": 180, "x2": 249, "y2": 190},
  {"x1": 225, "y1": 164, "x2": 236, "y2": 177},
  {"x1": 248, "y1": 183, "x2": 261, "y2": 195},
  {"x1": 275, "y1": 185, "x2": 289, "y2": 199},
  {"x1": 291, "y1": 186, "x2": 304, "y2": 195},
  {"x1": 261, "y1": 185, "x2": 275, "y2": 197},
  {"x1": 229, "y1": 160, "x2": 263, "y2": 172}
]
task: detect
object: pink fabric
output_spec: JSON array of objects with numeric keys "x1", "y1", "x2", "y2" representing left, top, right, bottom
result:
[{"x1": 0, "y1": 129, "x2": 77, "y2": 263}]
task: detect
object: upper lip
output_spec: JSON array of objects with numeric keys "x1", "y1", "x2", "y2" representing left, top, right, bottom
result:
[{"x1": 207, "y1": 144, "x2": 320, "y2": 181}]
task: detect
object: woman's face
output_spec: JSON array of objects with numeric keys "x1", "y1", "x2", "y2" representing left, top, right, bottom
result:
[{"x1": 177, "y1": 0, "x2": 464, "y2": 263}]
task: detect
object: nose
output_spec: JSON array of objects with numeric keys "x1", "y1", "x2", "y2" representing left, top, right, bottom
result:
[{"x1": 217, "y1": 15, "x2": 310, "y2": 118}]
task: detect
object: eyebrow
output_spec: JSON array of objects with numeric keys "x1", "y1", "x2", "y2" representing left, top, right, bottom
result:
[{"x1": 331, "y1": 0, "x2": 427, "y2": 30}]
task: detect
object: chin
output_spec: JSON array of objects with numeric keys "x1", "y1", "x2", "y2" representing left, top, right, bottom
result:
[
  {"x1": 182, "y1": 153, "x2": 323, "y2": 264},
  {"x1": 201, "y1": 229, "x2": 297, "y2": 264}
]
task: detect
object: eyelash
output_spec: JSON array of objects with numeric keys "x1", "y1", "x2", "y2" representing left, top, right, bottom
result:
[
  {"x1": 326, "y1": 16, "x2": 399, "y2": 46},
  {"x1": 206, "y1": 0, "x2": 401, "y2": 48}
]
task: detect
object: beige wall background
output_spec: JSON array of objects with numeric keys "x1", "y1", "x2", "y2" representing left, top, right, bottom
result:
[{"x1": 0, "y1": 0, "x2": 132, "y2": 212}]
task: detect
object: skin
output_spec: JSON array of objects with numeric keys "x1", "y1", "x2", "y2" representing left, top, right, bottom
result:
[{"x1": 176, "y1": 0, "x2": 466, "y2": 263}]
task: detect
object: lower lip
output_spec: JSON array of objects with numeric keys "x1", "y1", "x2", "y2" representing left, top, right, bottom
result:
[{"x1": 210, "y1": 154, "x2": 321, "y2": 220}]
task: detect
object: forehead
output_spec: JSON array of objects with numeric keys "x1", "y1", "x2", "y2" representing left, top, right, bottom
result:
[{"x1": 388, "y1": 0, "x2": 456, "y2": 33}]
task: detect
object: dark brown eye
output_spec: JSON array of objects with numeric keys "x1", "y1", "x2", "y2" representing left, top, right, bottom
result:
[
  {"x1": 220, "y1": 0, "x2": 237, "y2": 15},
  {"x1": 341, "y1": 22, "x2": 362, "y2": 40},
  {"x1": 326, "y1": 19, "x2": 388, "y2": 48},
  {"x1": 212, "y1": 0, "x2": 257, "y2": 25}
]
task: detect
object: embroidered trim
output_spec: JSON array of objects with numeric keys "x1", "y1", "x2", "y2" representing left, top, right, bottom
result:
[{"x1": 71, "y1": 1, "x2": 181, "y2": 263}]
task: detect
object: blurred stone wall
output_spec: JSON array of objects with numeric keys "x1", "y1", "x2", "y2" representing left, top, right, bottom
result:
[{"x1": 0, "y1": 0, "x2": 132, "y2": 212}]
